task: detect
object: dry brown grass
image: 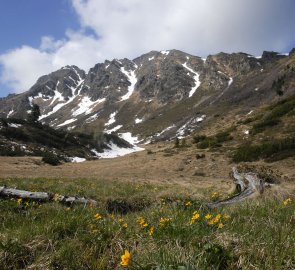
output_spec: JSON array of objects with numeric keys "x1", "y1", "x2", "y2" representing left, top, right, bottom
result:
[{"x1": 1, "y1": 141, "x2": 294, "y2": 193}]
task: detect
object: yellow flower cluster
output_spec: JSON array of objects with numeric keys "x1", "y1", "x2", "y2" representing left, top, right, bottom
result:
[
  {"x1": 159, "y1": 217, "x2": 171, "y2": 227},
  {"x1": 137, "y1": 217, "x2": 148, "y2": 227},
  {"x1": 189, "y1": 211, "x2": 200, "y2": 225},
  {"x1": 207, "y1": 213, "x2": 230, "y2": 229},
  {"x1": 283, "y1": 198, "x2": 292, "y2": 206},
  {"x1": 149, "y1": 226, "x2": 155, "y2": 236},
  {"x1": 120, "y1": 250, "x2": 131, "y2": 267}
]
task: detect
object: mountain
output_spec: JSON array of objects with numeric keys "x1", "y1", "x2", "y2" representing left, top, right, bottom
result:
[{"x1": 1, "y1": 49, "x2": 295, "y2": 143}]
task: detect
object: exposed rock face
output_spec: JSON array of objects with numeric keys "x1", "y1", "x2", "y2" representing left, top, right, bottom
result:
[{"x1": 0, "y1": 49, "x2": 294, "y2": 141}]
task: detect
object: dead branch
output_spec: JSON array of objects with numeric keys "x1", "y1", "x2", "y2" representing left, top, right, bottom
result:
[
  {"x1": 0, "y1": 186, "x2": 97, "y2": 206},
  {"x1": 207, "y1": 166, "x2": 268, "y2": 208}
]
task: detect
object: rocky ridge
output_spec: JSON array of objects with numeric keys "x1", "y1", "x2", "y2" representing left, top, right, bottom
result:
[{"x1": 1, "y1": 49, "x2": 295, "y2": 143}]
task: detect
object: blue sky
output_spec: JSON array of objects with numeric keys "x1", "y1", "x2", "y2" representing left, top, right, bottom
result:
[
  {"x1": 0, "y1": 0, "x2": 295, "y2": 97},
  {"x1": 0, "y1": 0, "x2": 78, "y2": 52}
]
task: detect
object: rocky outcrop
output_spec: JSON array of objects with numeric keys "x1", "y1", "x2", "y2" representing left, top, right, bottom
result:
[{"x1": 0, "y1": 49, "x2": 293, "y2": 141}]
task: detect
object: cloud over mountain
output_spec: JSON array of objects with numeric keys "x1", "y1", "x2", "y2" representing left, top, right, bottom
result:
[{"x1": 1, "y1": 0, "x2": 295, "y2": 94}]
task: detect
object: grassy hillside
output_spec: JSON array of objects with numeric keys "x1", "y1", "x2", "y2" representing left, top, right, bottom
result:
[
  {"x1": 0, "y1": 118, "x2": 130, "y2": 163},
  {"x1": 0, "y1": 177, "x2": 294, "y2": 269}
]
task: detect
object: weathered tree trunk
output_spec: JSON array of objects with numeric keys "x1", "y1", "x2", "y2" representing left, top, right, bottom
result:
[
  {"x1": 0, "y1": 186, "x2": 97, "y2": 206},
  {"x1": 207, "y1": 167, "x2": 267, "y2": 208}
]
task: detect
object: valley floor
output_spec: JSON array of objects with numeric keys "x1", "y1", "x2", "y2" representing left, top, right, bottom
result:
[{"x1": 0, "y1": 143, "x2": 295, "y2": 269}]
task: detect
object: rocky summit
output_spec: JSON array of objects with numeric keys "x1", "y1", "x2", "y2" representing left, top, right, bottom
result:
[{"x1": 1, "y1": 49, "x2": 295, "y2": 142}]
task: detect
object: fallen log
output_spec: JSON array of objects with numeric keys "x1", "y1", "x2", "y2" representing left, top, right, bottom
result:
[
  {"x1": 207, "y1": 167, "x2": 268, "y2": 208},
  {"x1": 0, "y1": 186, "x2": 97, "y2": 206}
]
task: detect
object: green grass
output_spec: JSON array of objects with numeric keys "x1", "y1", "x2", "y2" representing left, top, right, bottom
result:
[
  {"x1": 0, "y1": 177, "x2": 294, "y2": 269},
  {"x1": 251, "y1": 94, "x2": 295, "y2": 134},
  {"x1": 232, "y1": 137, "x2": 295, "y2": 162}
]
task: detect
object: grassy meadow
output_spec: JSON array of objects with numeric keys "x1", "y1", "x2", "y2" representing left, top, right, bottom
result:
[{"x1": 0, "y1": 177, "x2": 294, "y2": 269}]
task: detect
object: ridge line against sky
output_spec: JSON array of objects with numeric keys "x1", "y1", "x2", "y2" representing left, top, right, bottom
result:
[{"x1": 0, "y1": 0, "x2": 295, "y2": 97}]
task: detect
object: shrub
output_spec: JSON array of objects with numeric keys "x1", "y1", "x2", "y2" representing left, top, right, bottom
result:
[
  {"x1": 232, "y1": 137, "x2": 295, "y2": 162},
  {"x1": 251, "y1": 118, "x2": 281, "y2": 134},
  {"x1": 42, "y1": 152, "x2": 61, "y2": 166},
  {"x1": 174, "y1": 137, "x2": 180, "y2": 148},
  {"x1": 193, "y1": 135, "x2": 207, "y2": 144},
  {"x1": 193, "y1": 131, "x2": 232, "y2": 149}
]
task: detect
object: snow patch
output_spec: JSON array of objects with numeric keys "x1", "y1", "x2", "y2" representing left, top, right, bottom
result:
[
  {"x1": 91, "y1": 132, "x2": 144, "y2": 159},
  {"x1": 155, "y1": 125, "x2": 176, "y2": 137},
  {"x1": 161, "y1": 50, "x2": 170, "y2": 55},
  {"x1": 86, "y1": 113, "x2": 100, "y2": 123},
  {"x1": 218, "y1": 71, "x2": 233, "y2": 86},
  {"x1": 118, "y1": 132, "x2": 141, "y2": 145},
  {"x1": 93, "y1": 142, "x2": 143, "y2": 159},
  {"x1": 135, "y1": 118, "x2": 143, "y2": 124},
  {"x1": 105, "y1": 125, "x2": 123, "y2": 134},
  {"x1": 7, "y1": 110, "x2": 14, "y2": 118},
  {"x1": 176, "y1": 115, "x2": 206, "y2": 138},
  {"x1": 70, "y1": 157, "x2": 86, "y2": 163},
  {"x1": 255, "y1": 88, "x2": 259, "y2": 91},
  {"x1": 120, "y1": 67, "x2": 137, "y2": 101},
  {"x1": 182, "y1": 62, "x2": 201, "y2": 97},
  {"x1": 57, "y1": 118, "x2": 77, "y2": 127},
  {"x1": 145, "y1": 99, "x2": 153, "y2": 103},
  {"x1": 8, "y1": 123, "x2": 22, "y2": 128},
  {"x1": 244, "y1": 130, "x2": 249, "y2": 135},
  {"x1": 148, "y1": 56, "x2": 155, "y2": 61},
  {"x1": 105, "y1": 111, "x2": 118, "y2": 126},
  {"x1": 247, "y1": 110, "x2": 254, "y2": 116},
  {"x1": 72, "y1": 97, "x2": 105, "y2": 117}
]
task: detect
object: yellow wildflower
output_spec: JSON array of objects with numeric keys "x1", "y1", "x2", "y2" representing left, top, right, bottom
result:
[
  {"x1": 223, "y1": 214, "x2": 230, "y2": 221},
  {"x1": 212, "y1": 214, "x2": 221, "y2": 223},
  {"x1": 17, "y1": 198, "x2": 22, "y2": 205},
  {"x1": 208, "y1": 219, "x2": 215, "y2": 225},
  {"x1": 119, "y1": 218, "x2": 124, "y2": 223},
  {"x1": 94, "y1": 213, "x2": 102, "y2": 220},
  {"x1": 185, "y1": 201, "x2": 192, "y2": 206},
  {"x1": 137, "y1": 217, "x2": 145, "y2": 225},
  {"x1": 205, "y1": 214, "x2": 211, "y2": 220},
  {"x1": 149, "y1": 226, "x2": 155, "y2": 236},
  {"x1": 108, "y1": 214, "x2": 115, "y2": 220},
  {"x1": 283, "y1": 198, "x2": 292, "y2": 206},
  {"x1": 143, "y1": 223, "x2": 148, "y2": 227},
  {"x1": 159, "y1": 217, "x2": 171, "y2": 227},
  {"x1": 120, "y1": 250, "x2": 131, "y2": 267},
  {"x1": 190, "y1": 212, "x2": 200, "y2": 224},
  {"x1": 218, "y1": 222, "x2": 225, "y2": 229},
  {"x1": 122, "y1": 223, "x2": 128, "y2": 229}
]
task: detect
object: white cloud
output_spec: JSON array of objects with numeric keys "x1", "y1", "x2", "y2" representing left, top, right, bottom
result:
[
  {"x1": 1, "y1": 0, "x2": 295, "y2": 94},
  {"x1": 0, "y1": 46, "x2": 53, "y2": 92}
]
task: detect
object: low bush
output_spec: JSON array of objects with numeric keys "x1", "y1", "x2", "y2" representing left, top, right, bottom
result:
[
  {"x1": 42, "y1": 152, "x2": 62, "y2": 166},
  {"x1": 232, "y1": 137, "x2": 295, "y2": 162},
  {"x1": 193, "y1": 131, "x2": 232, "y2": 149}
]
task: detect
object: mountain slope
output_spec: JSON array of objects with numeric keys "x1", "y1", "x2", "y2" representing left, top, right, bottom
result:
[
  {"x1": 0, "y1": 117, "x2": 139, "y2": 162},
  {"x1": 1, "y1": 49, "x2": 295, "y2": 143}
]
